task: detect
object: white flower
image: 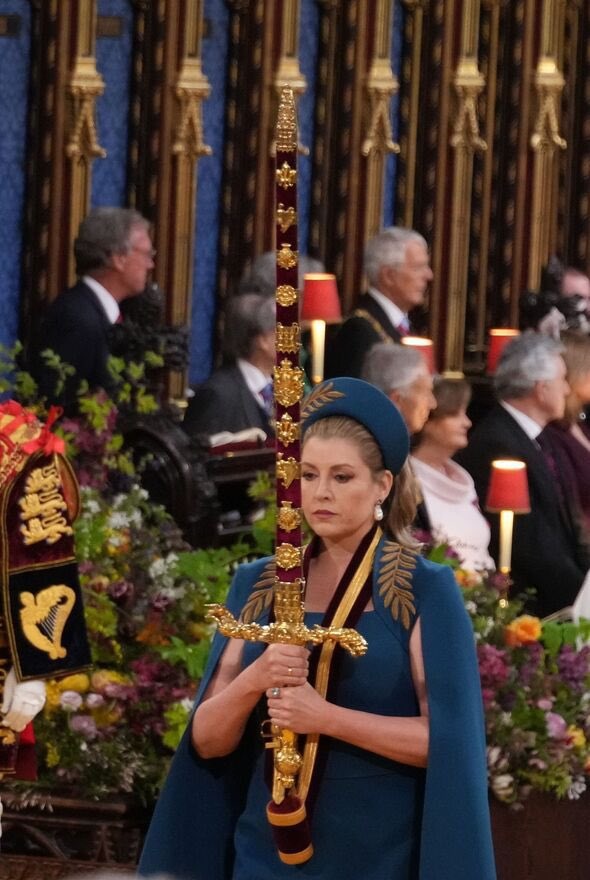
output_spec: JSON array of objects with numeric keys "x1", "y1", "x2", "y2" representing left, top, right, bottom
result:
[
  {"x1": 464, "y1": 601, "x2": 477, "y2": 615},
  {"x1": 108, "y1": 511, "x2": 130, "y2": 530},
  {"x1": 180, "y1": 697, "x2": 194, "y2": 712},
  {"x1": 567, "y1": 777, "x2": 586, "y2": 800},
  {"x1": 491, "y1": 773, "x2": 514, "y2": 801}
]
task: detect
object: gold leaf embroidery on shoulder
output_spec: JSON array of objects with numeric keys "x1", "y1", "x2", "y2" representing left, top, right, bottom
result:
[
  {"x1": 241, "y1": 560, "x2": 276, "y2": 623},
  {"x1": 301, "y1": 382, "x2": 346, "y2": 421},
  {"x1": 377, "y1": 541, "x2": 418, "y2": 630}
]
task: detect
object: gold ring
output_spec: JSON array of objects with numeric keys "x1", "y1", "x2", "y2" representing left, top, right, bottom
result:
[{"x1": 288, "y1": 667, "x2": 293, "y2": 675}]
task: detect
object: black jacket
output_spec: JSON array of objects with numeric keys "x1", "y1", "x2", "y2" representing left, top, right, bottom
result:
[
  {"x1": 456, "y1": 404, "x2": 586, "y2": 616},
  {"x1": 325, "y1": 293, "x2": 403, "y2": 379},
  {"x1": 183, "y1": 364, "x2": 274, "y2": 440}
]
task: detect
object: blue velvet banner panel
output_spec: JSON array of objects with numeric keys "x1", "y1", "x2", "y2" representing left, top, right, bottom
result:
[
  {"x1": 0, "y1": 0, "x2": 30, "y2": 351},
  {"x1": 92, "y1": 0, "x2": 134, "y2": 208},
  {"x1": 190, "y1": 0, "x2": 230, "y2": 384},
  {"x1": 383, "y1": 0, "x2": 403, "y2": 227},
  {"x1": 298, "y1": 0, "x2": 320, "y2": 255}
]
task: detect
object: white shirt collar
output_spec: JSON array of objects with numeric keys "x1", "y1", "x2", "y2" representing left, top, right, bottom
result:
[
  {"x1": 500, "y1": 401, "x2": 543, "y2": 441},
  {"x1": 368, "y1": 286, "x2": 406, "y2": 330},
  {"x1": 237, "y1": 359, "x2": 271, "y2": 403},
  {"x1": 82, "y1": 275, "x2": 121, "y2": 325}
]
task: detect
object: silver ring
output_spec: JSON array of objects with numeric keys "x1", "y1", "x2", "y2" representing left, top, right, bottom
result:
[
  {"x1": 287, "y1": 667, "x2": 293, "y2": 675},
  {"x1": 270, "y1": 687, "x2": 281, "y2": 698}
]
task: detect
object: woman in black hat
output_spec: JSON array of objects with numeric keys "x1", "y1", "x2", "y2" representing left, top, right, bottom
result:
[{"x1": 140, "y1": 378, "x2": 495, "y2": 880}]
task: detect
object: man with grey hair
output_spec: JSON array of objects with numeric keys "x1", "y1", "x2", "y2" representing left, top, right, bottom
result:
[
  {"x1": 457, "y1": 331, "x2": 586, "y2": 616},
  {"x1": 326, "y1": 226, "x2": 433, "y2": 378},
  {"x1": 362, "y1": 342, "x2": 436, "y2": 434},
  {"x1": 183, "y1": 293, "x2": 276, "y2": 440},
  {"x1": 34, "y1": 207, "x2": 154, "y2": 409}
]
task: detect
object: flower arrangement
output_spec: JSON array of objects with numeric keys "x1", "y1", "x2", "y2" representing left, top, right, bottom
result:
[
  {"x1": 423, "y1": 538, "x2": 590, "y2": 808},
  {"x1": 0, "y1": 346, "x2": 263, "y2": 806}
]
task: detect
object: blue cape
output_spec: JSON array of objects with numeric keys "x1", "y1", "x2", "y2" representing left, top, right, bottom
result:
[{"x1": 139, "y1": 539, "x2": 496, "y2": 879}]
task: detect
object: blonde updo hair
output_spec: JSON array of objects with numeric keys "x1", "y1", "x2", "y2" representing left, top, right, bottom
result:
[{"x1": 302, "y1": 415, "x2": 419, "y2": 548}]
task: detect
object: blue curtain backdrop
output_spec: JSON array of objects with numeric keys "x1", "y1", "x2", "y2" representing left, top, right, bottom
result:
[
  {"x1": 298, "y1": 0, "x2": 319, "y2": 256},
  {"x1": 383, "y1": 0, "x2": 403, "y2": 227},
  {"x1": 190, "y1": 0, "x2": 230, "y2": 384},
  {"x1": 92, "y1": 0, "x2": 134, "y2": 208},
  {"x1": 0, "y1": 1, "x2": 30, "y2": 351}
]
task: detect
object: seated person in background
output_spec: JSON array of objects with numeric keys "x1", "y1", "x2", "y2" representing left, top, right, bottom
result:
[
  {"x1": 362, "y1": 342, "x2": 436, "y2": 435},
  {"x1": 32, "y1": 207, "x2": 154, "y2": 411},
  {"x1": 411, "y1": 376, "x2": 494, "y2": 572},
  {"x1": 560, "y1": 266, "x2": 590, "y2": 317},
  {"x1": 539, "y1": 331, "x2": 590, "y2": 542},
  {"x1": 456, "y1": 331, "x2": 587, "y2": 617},
  {"x1": 183, "y1": 294, "x2": 276, "y2": 442},
  {"x1": 325, "y1": 227, "x2": 433, "y2": 379}
]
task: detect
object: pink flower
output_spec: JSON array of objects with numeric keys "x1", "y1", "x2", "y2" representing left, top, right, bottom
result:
[
  {"x1": 537, "y1": 698, "x2": 553, "y2": 711},
  {"x1": 545, "y1": 711, "x2": 568, "y2": 740}
]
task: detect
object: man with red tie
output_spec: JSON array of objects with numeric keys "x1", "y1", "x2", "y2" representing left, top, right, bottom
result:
[{"x1": 325, "y1": 226, "x2": 433, "y2": 379}]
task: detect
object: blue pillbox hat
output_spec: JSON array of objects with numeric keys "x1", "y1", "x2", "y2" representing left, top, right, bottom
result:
[{"x1": 301, "y1": 377, "x2": 409, "y2": 475}]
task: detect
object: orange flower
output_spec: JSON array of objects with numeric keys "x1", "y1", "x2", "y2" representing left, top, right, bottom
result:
[
  {"x1": 504, "y1": 615, "x2": 542, "y2": 646},
  {"x1": 136, "y1": 619, "x2": 171, "y2": 646},
  {"x1": 455, "y1": 569, "x2": 481, "y2": 588}
]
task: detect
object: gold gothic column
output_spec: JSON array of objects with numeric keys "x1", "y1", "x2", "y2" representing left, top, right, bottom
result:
[
  {"x1": 445, "y1": 0, "x2": 486, "y2": 371},
  {"x1": 168, "y1": 1, "x2": 211, "y2": 398},
  {"x1": 65, "y1": 0, "x2": 105, "y2": 285},
  {"x1": 362, "y1": 0, "x2": 399, "y2": 238},
  {"x1": 528, "y1": 0, "x2": 566, "y2": 290}
]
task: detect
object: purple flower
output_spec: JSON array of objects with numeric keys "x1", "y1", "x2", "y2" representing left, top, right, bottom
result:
[
  {"x1": 545, "y1": 711, "x2": 568, "y2": 739},
  {"x1": 478, "y1": 644, "x2": 510, "y2": 688},
  {"x1": 60, "y1": 691, "x2": 83, "y2": 712},
  {"x1": 557, "y1": 644, "x2": 590, "y2": 693},
  {"x1": 70, "y1": 714, "x2": 98, "y2": 740},
  {"x1": 518, "y1": 641, "x2": 544, "y2": 687}
]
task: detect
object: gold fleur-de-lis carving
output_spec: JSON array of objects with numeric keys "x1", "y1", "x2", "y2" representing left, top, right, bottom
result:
[
  {"x1": 276, "y1": 323, "x2": 301, "y2": 353},
  {"x1": 277, "y1": 204, "x2": 297, "y2": 232},
  {"x1": 276, "y1": 161, "x2": 297, "y2": 188}
]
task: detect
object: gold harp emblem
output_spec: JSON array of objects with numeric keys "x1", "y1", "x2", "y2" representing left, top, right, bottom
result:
[
  {"x1": 277, "y1": 204, "x2": 297, "y2": 232},
  {"x1": 19, "y1": 585, "x2": 76, "y2": 660}
]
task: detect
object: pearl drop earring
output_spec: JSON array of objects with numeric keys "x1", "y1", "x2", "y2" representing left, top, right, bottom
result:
[{"x1": 374, "y1": 500, "x2": 384, "y2": 522}]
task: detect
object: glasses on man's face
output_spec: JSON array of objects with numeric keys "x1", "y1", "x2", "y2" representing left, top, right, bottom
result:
[{"x1": 129, "y1": 245, "x2": 156, "y2": 260}]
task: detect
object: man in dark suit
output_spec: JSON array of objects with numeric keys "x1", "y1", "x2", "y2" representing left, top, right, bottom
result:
[
  {"x1": 325, "y1": 226, "x2": 433, "y2": 378},
  {"x1": 456, "y1": 331, "x2": 587, "y2": 617},
  {"x1": 33, "y1": 207, "x2": 154, "y2": 410},
  {"x1": 183, "y1": 294, "x2": 276, "y2": 441}
]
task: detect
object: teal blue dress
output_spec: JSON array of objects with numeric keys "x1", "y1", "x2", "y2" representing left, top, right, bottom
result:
[
  {"x1": 233, "y1": 611, "x2": 424, "y2": 879},
  {"x1": 139, "y1": 537, "x2": 496, "y2": 880}
]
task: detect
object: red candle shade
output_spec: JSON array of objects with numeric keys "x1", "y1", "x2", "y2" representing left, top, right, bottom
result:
[
  {"x1": 485, "y1": 460, "x2": 531, "y2": 513},
  {"x1": 487, "y1": 329, "x2": 520, "y2": 375},
  {"x1": 301, "y1": 274, "x2": 341, "y2": 323},
  {"x1": 401, "y1": 336, "x2": 436, "y2": 374},
  {"x1": 302, "y1": 274, "x2": 341, "y2": 385}
]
